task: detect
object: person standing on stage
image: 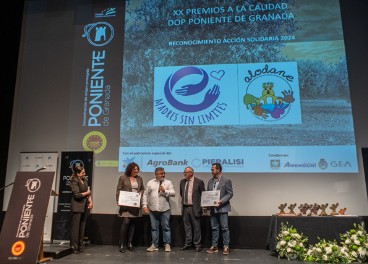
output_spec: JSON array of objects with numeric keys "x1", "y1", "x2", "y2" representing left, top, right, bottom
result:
[
  {"x1": 116, "y1": 162, "x2": 144, "y2": 253},
  {"x1": 70, "y1": 165, "x2": 93, "y2": 254},
  {"x1": 206, "y1": 163, "x2": 233, "y2": 255},
  {"x1": 143, "y1": 167, "x2": 175, "y2": 252},
  {"x1": 180, "y1": 166, "x2": 205, "y2": 252}
]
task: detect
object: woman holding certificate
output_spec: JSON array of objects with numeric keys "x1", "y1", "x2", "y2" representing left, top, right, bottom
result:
[{"x1": 116, "y1": 162, "x2": 145, "y2": 253}]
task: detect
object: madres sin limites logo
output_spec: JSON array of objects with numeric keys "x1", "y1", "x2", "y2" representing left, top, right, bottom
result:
[{"x1": 153, "y1": 64, "x2": 238, "y2": 126}]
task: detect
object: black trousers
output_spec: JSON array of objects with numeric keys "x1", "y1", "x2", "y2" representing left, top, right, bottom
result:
[
  {"x1": 120, "y1": 217, "x2": 137, "y2": 247},
  {"x1": 70, "y1": 210, "x2": 89, "y2": 250},
  {"x1": 182, "y1": 206, "x2": 202, "y2": 247}
]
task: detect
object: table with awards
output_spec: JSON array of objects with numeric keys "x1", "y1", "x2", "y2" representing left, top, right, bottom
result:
[{"x1": 267, "y1": 215, "x2": 364, "y2": 251}]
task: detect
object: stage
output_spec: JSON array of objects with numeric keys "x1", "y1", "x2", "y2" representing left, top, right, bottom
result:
[
  {"x1": 40, "y1": 215, "x2": 368, "y2": 263},
  {"x1": 42, "y1": 242, "x2": 73, "y2": 260},
  {"x1": 40, "y1": 244, "x2": 297, "y2": 264}
]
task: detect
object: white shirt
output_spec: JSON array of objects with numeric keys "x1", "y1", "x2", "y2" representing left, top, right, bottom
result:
[
  {"x1": 184, "y1": 178, "x2": 193, "y2": 205},
  {"x1": 142, "y1": 178, "x2": 175, "y2": 212}
]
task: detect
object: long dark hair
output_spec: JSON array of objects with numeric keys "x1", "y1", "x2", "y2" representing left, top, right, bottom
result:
[
  {"x1": 72, "y1": 165, "x2": 85, "y2": 179},
  {"x1": 125, "y1": 162, "x2": 139, "y2": 177}
]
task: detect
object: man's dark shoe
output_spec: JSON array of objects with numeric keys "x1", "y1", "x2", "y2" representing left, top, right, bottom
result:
[
  {"x1": 195, "y1": 247, "x2": 202, "y2": 252},
  {"x1": 119, "y1": 246, "x2": 126, "y2": 253},
  {"x1": 180, "y1": 245, "x2": 192, "y2": 250}
]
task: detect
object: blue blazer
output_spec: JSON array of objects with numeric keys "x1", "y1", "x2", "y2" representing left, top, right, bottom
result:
[{"x1": 207, "y1": 175, "x2": 233, "y2": 213}]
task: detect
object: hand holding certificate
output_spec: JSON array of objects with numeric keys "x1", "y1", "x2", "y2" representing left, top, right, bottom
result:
[
  {"x1": 201, "y1": 190, "x2": 220, "y2": 207},
  {"x1": 118, "y1": 191, "x2": 141, "y2": 208}
]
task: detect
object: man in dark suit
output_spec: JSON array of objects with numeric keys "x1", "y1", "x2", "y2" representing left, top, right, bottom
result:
[
  {"x1": 206, "y1": 163, "x2": 233, "y2": 255},
  {"x1": 179, "y1": 166, "x2": 205, "y2": 252}
]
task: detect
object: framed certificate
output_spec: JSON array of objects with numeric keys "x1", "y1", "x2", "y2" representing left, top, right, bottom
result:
[
  {"x1": 201, "y1": 190, "x2": 220, "y2": 207},
  {"x1": 118, "y1": 191, "x2": 141, "y2": 207}
]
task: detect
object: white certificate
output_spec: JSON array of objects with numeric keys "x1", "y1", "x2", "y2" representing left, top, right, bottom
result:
[
  {"x1": 201, "y1": 190, "x2": 220, "y2": 207},
  {"x1": 118, "y1": 191, "x2": 141, "y2": 208}
]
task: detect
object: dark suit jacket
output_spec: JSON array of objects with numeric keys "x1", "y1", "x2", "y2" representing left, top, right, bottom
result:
[
  {"x1": 70, "y1": 176, "x2": 89, "y2": 213},
  {"x1": 180, "y1": 177, "x2": 205, "y2": 217},
  {"x1": 116, "y1": 175, "x2": 144, "y2": 217},
  {"x1": 207, "y1": 175, "x2": 233, "y2": 213}
]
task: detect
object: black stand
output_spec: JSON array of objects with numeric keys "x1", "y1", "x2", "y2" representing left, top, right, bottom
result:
[
  {"x1": 0, "y1": 182, "x2": 14, "y2": 192},
  {"x1": 38, "y1": 189, "x2": 58, "y2": 263}
]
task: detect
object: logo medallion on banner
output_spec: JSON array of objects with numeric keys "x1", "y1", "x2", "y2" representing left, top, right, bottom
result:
[{"x1": 82, "y1": 22, "x2": 114, "y2": 47}]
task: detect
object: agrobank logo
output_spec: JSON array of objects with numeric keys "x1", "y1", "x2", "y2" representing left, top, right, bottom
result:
[{"x1": 82, "y1": 22, "x2": 114, "y2": 47}]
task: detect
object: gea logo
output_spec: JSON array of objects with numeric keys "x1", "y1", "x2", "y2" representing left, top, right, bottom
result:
[{"x1": 330, "y1": 161, "x2": 351, "y2": 167}]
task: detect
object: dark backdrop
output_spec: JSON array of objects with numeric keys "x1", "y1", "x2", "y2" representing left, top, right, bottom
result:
[{"x1": 0, "y1": 1, "x2": 24, "y2": 219}]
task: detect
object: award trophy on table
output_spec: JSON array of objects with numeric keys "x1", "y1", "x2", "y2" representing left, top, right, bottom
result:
[
  {"x1": 277, "y1": 203, "x2": 287, "y2": 215},
  {"x1": 319, "y1": 203, "x2": 329, "y2": 216},
  {"x1": 287, "y1": 203, "x2": 297, "y2": 215},
  {"x1": 309, "y1": 203, "x2": 320, "y2": 216},
  {"x1": 329, "y1": 203, "x2": 339, "y2": 216},
  {"x1": 338, "y1": 208, "x2": 347, "y2": 215},
  {"x1": 297, "y1": 203, "x2": 311, "y2": 216}
]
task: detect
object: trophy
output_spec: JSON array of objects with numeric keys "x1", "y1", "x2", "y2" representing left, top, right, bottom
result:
[
  {"x1": 297, "y1": 203, "x2": 311, "y2": 216},
  {"x1": 287, "y1": 203, "x2": 297, "y2": 215},
  {"x1": 319, "y1": 203, "x2": 329, "y2": 216},
  {"x1": 329, "y1": 203, "x2": 339, "y2": 216},
  {"x1": 309, "y1": 203, "x2": 320, "y2": 216},
  {"x1": 277, "y1": 203, "x2": 287, "y2": 215}
]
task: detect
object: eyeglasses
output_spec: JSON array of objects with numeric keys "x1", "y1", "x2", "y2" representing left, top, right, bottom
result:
[
  {"x1": 156, "y1": 172, "x2": 165, "y2": 176},
  {"x1": 183, "y1": 171, "x2": 192, "y2": 174}
]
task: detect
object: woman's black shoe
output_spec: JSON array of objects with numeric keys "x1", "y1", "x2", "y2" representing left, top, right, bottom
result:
[
  {"x1": 127, "y1": 243, "x2": 135, "y2": 252},
  {"x1": 119, "y1": 246, "x2": 126, "y2": 253}
]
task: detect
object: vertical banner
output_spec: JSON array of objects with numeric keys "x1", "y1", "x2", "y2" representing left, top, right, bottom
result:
[
  {"x1": 19, "y1": 152, "x2": 58, "y2": 243},
  {"x1": 0, "y1": 172, "x2": 54, "y2": 263},
  {"x1": 67, "y1": 2, "x2": 124, "y2": 166},
  {"x1": 52, "y1": 151, "x2": 93, "y2": 242}
]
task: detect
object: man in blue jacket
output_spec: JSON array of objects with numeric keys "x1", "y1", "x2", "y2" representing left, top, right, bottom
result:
[{"x1": 206, "y1": 163, "x2": 233, "y2": 255}]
